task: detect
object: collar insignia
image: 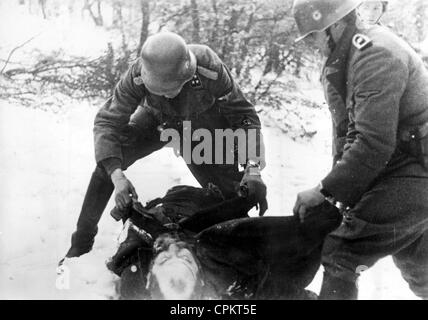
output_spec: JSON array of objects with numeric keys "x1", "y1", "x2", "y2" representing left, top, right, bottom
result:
[
  {"x1": 134, "y1": 76, "x2": 145, "y2": 86},
  {"x1": 190, "y1": 74, "x2": 203, "y2": 89},
  {"x1": 352, "y1": 34, "x2": 372, "y2": 51}
]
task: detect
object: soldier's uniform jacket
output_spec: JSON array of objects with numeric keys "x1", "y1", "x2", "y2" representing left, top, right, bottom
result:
[
  {"x1": 93, "y1": 44, "x2": 263, "y2": 169},
  {"x1": 321, "y1": 30, "x2": 353, "y2": 165},
  {"x1": 321, "y1": 24, "x2": 428, "y2": 206}
]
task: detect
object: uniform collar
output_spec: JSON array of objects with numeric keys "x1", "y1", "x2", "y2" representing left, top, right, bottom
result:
[
  {"x1": 324, "y1": 24, "x2": 357, "y2": 102},
  {"x1": 325, "y1": 24, "x2": 357, "y2": 72}
]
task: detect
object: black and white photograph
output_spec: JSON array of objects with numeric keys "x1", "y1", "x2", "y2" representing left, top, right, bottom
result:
[{"x1": 0, "y1": 0, "x2": 427, "y2": 303}]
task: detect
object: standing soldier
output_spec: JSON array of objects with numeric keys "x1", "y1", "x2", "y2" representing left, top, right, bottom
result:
[
  {"x1": 292, "y1": 0, "x2": 428, "y2": 299},
  {"x1": 328, "y1": 0, "x2": 390, "y2": 167},
  {"x1": 65, "y1": 32, "x2": 267, "y2": 258}
]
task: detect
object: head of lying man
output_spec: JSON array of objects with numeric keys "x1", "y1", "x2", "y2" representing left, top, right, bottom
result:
[{"x1": 146, "y1": 233, "x2": 203, "y2": 300}]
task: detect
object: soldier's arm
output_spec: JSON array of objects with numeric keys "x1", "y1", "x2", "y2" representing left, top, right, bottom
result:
[
  {"x1": 321, "y1": 46, "x2": 409, "y2": 205},
  {"x1": 211, "y1": 62, "x2": 266, "y2": 169},
  {"x1": 93, "y1": 60, "x2": 146, "y2": 176}
]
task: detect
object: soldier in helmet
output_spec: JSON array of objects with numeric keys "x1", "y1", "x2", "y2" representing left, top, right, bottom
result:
[
  {"x1": 65, "y1": 32, "x2": 267, "y2": 258},
  {"x1": 291, "y1": 0, "x2": 428, "y2": 299}
]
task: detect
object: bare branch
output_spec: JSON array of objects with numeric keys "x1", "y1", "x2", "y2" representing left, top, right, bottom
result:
[{"x1": 1, "y1": 33, "x2": 41, "y2": 74}]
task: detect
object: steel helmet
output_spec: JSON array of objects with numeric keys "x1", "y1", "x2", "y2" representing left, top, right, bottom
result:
[
  {"x1": 360, "y1": 0, "x2": 389, "y2": 11},
  {"x1": 362, "y1": 0, "x2": 388, "y2": 3},
  {"x1": 292, "y1": 0, "x2": 364, "y2": 42},
  {"x1": 357, "y1": 0, "x2": 388, "y2": 25},
  {"x1": 140, "y1": 32, "x2": 197, "y2": 94}
]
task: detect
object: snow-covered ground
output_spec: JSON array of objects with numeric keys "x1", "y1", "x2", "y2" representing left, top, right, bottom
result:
[
  {"x1": 0, "y1": 101, "x2": 418, "y2": 300},
  {"x1": 0, "y1": 1, "x2": 421, "y2": 300}
]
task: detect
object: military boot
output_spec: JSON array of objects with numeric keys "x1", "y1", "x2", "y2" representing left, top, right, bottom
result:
[{"x1": 319, "y1": 271, "x2": 358, "y2": 300}]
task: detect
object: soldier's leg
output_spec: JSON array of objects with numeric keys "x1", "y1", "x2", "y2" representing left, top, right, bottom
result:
[
  {"x1": 186, "y1": 163, "x2": 243, "y2": 199},
  {"x1": 393, "y1": 230, "x2": 428, "y2": 299},
  {"x1": 320, "y1": 177, "x2": 428, "y2": 300},
  {"x1": 66, "y1": 165, "x2": 114, "y2": 258},
  {"x1": 67, "y1": 107, "x2": 165, "y2": 258},
  {"x1": 176, "y1": 109, "x2": 245, "y2": 199}
]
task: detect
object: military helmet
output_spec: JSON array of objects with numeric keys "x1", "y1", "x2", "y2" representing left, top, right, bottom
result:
[
  {"x1": 361, "y1": 0, "x2": 389, "y2": 11},
  {"x1": 361, "y1": 0, "x2": 389, "y2": 7},
  {"x1": 362, "y1": 0, "x2": 388, "y2": 3},
  {"x1": 293, "y1": 0, "x2": 364, "y2": 41},
  {"x1": 140, "y1": 32, "x2": 197, "y2": 94},
  {"x1": 357, "y1": 0, "x2": 388, "y2": 25}
]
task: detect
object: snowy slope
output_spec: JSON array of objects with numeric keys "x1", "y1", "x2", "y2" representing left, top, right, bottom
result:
[
  {"x1": 0, "y1": 102, "x2": 418, "y2": 300},
  {"x1": 0, "y1": 1, "x2": 421, "y2": 300}
]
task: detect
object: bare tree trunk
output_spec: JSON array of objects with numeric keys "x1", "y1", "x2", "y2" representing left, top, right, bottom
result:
[
  {"x1": 28, "y1": 0, "x2": 33, "y2": 14},
  {"x1": 263, "y1": 45, "x2": 279, "y2": 75},
  {"x1": 96, "y1": 0, "x2": 103, "y2": 26},
  {"x1": 263, "y1": 25, "x2": 282, "y2": 76},
  {"x1": 210, "y1": 0, "x2": 219, "y2": 44},
  {"x1": 83, "y1": 0, "x2": 103, "y2": 26},
  {"x1": 236, "y1": 7, "x2": 256, "y2": 76},
  {"x1": 137, "y1": 0, "x2": 150, "y2": 55},
  {"x1": 39, "y1": 0, "x2": 47, "y2": 19},
  {"x1": 112, "y1": 0, "x2": 123, "y2": 27},
  {"x1": 190, "y1": 0, "x2": 201, "y2": 43},
  {"x1": 221, "y1": 6, "x2": 244, "y2": 67}
]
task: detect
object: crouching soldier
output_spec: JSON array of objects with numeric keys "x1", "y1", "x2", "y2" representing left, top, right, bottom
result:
[
  {"x1": 292, "y1": 0, "x2": 428, "y2": 299},
  {"x1": 65, "y1": 32, "x2": 267, "y2": 258}
]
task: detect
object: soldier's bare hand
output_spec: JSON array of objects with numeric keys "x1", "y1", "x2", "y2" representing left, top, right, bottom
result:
[
  {"x1": 293, "y1": 186, "x2": 325, "y2": 223},
  {"x1": 111, "y1": 169, "x2": 138, "y2": 211}
]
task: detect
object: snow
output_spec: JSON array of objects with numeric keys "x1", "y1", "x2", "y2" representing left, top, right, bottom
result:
[
  {"x1": 0, "y1": 101, "x2": 419, "y2": 300},
  {"x1": 0, "y1": 1, "x2": 421, "y2": 300},
  {"x1": 421, "y1": 38, "x2": 428, "y2": 56},
  {"x1": 0, "y1": 2, "x2": 113, "y2": 71}
]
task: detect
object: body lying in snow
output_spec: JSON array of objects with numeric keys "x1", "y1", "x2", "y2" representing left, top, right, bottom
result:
[{"x1": 106, "y1": 185, "x2": 342, "y2": 300}]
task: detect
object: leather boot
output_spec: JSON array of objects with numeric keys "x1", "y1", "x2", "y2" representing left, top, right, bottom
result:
[{"x1": 319, "y1": 271, "x2": 358, "y2": 300}]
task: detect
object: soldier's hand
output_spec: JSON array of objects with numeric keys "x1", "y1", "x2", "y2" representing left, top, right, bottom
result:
[
  {"x1": 240, "y1": 167, "x2": 268, "y2": 216},
  {"x1": 111, "y1": 169, "x2": 138, "y2": 211},
  {"x1": 293, "y1": 186, "x2": 325, "y2": 223}
]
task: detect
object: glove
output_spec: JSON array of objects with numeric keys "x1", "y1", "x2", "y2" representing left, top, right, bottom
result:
[{"x1": 239, "y1": 167, "x2": 268, "y2": 216}]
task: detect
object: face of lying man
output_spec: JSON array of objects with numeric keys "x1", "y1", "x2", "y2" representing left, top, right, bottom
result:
[{"x1": 149, "y1": 234, "x2": 201, "y2": 300}]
